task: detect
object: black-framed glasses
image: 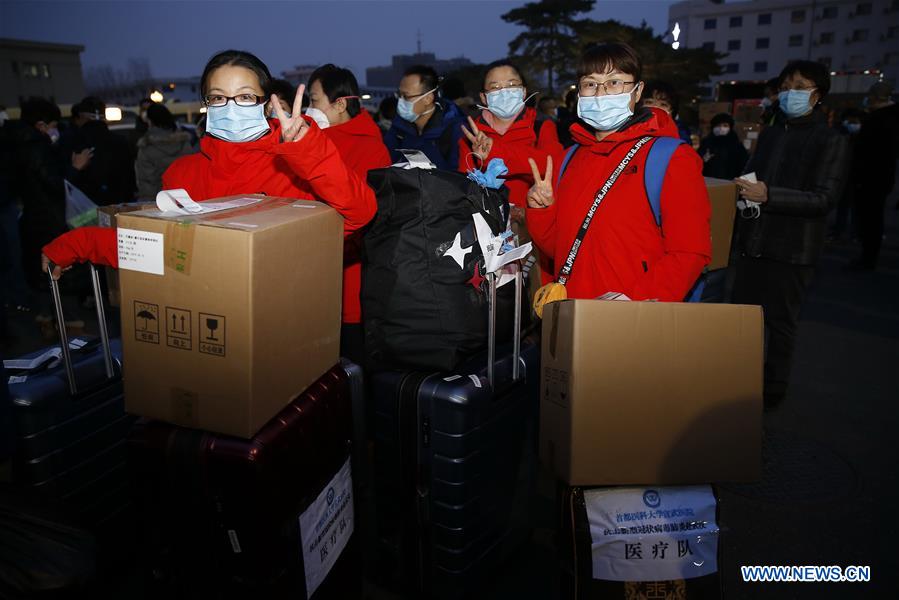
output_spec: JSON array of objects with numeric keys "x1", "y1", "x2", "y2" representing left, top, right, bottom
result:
[
  {"x1": 578, "y1": 79, "x2": 637, "y2": 96},
  {"x1": 204, "y1": 93, "x2": 265, "y2": 107}
]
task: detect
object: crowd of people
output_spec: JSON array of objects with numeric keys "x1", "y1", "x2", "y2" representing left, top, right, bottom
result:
[{"x1": 2, "y1": 42, "x2": 898, "y2": 411}]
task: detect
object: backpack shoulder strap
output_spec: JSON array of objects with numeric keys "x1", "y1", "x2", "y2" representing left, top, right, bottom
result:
[
  {"x1": 643, "y1": 136, "x2": 684, "y2": 227},
  {"x1": 555, "y1": 144, "x2": 580, "y2": 188}
]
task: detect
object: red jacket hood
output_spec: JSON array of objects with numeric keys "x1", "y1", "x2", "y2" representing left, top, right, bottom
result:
[
  {"x1": 327, "y1": 110, "x2": 383, "y2": 139},
  {"x1": 570, "y1": 107, "x2": 678, "y2": 153},
  {"x1": 475, "y1": 107, "x2": 538, "y2": 145}
]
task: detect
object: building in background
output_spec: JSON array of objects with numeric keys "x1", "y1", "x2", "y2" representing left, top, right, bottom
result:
[
  {"x1": 0, "y1": 38, "x2": 86, "y2": 107},
  {"x1": 282, "y1": 64, "x2": 318, "y2": 87},
  {"x1": 668, "y1": 0, "x2": 899, "y2": 96},
  {"x1": 366, "y1": 52, "x2": 473, "y2": 87}
]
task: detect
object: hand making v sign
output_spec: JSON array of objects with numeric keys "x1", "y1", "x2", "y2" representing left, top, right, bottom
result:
[{"x1": 527, "y1": 155, "x2": 554, "y2": 209}]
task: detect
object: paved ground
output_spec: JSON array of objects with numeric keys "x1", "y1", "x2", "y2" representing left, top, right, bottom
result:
[{"x1": 3, "y1": 202, "x2": 897, "y2": 599}]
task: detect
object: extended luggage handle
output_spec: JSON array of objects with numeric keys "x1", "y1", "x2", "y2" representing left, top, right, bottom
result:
[
  {"x1": 47, "y1": 262, "x2": 115, "y2": 395},
  {"x1": 485, "y1": 263, "x2": 523, "y2": 389}
]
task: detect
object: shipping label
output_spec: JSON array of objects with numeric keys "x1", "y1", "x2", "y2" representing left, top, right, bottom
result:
[{"x1": 118, "y1": 228, "x2": 164, "y2": 275}]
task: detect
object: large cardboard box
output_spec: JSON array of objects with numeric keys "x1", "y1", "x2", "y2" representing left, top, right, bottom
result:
[
  {"x1": 117, "y1": 196, "x2": 343, "y2": 438},
  {"x1": 704, "y1": 178, "x2": 737, "y2": 271},
  {"x1": 540, "y1": 299, "x2": 763, "y2": 486},
  {"x1": 97, "y1": 202, "x2": 154, "y2": 307}
]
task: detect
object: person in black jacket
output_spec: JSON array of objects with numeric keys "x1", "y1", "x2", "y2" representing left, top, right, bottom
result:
[
  {"x1": 731, "y1": 61, "x2": 848, "y2": 411},
  {"x1": 697, "y1": 113, "x2": 749, "y2": 179},
  {"x1": 848, "y1": 82, "x2": 899, "y2": 270}
]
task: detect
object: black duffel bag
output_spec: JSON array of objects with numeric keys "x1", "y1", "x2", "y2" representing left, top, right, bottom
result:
[{"x1": 363, "y1": 167, "x2": 512, "y2": 371}]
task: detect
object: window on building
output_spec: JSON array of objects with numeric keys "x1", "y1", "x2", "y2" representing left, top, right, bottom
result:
[
  {"x1": 758, "y1": 13, "x2": 772, "y2": 25},
  {"x1": 849, "y1": 55, "x2": 866, "y2": 67},
  {"x1": 817, "y1": 56, "x2": 832, "y2": 68},
  {"x1": 702, "y1": 41, "x2": 715, "y2": 51},
  {"x1": 21, "y1": 63, "x2": 40, "y2": 78},
  {"x1": 888, "y1": 25, "x2": 899, "y2": 39},
  {"x1": 855, "y1": 3, "x2": 872, "y2": 16},
  {"x1": 41, "y1": 64, "x2": 51, "y2": 79},
  {"x1": 822, "y1": 6, "x2": 838, "y2": 19},
  {"x1": 820, "y1": 32, "x2": 835, "y2": 44},
  {"x1": 791, "y1": 9, "x2": 806, "y2": 23},
  {"x1": 756, "y1": 37, "x2": 770, "y2": 49},
  {"x1": 885, "y1": 52, "x2": 899, "y2": 65},
  {"x1": 704, "y1": 18, "x2": 716, "y2": 29},
  {"x1": 728, "y1": 39, "x2": 741, "y2": 51},
  {"x1": 789, "y1": 34, "x2": 804, "y2": 47},
  {"x1": 724, "y1": 63, "x2": 739, "y2": 74},
  {"x1": 754, "y1": 61, "x2": 768, "y2": 73},
  {"x1": 852, "y1": 29, "x2": 869, "y2": 41},
  {"x1": 729, "y1": 15, "x2": 742, "y2": 27}
]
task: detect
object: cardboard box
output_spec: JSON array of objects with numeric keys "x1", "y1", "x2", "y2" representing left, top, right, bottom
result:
[
  {"x1": 704, "y1": 178, "x2": 737, "y2": 271},
  {"x1": 97, "y1": 202, "x2": 155, "y2": 307},
  {"x1": 117, "y1": 196, "x2": 343, "y2": 438},
  {"x1": 698, "y1": 102, "x2": 731, "y2": 137},
  {"x1": 540, "y1": 299, "x2": 763, "y2": 486}
]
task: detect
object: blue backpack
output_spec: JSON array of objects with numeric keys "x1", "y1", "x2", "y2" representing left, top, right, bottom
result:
[{"x1": 556, "y1": 137, "x2": 705, "y2": 302}]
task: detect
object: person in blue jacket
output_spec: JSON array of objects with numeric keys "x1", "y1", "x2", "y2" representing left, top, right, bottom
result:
[{"x1": 383, "y1": 65, "x2": 466, "y2": 170}]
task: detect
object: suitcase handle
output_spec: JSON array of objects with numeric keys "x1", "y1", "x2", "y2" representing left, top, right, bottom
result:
[
  {"x1": 47, "y1": 262, "x2": 116, "y2": 395},
  {"x1": 486, "y1": 264, "x2": 523, "y2": 389}
]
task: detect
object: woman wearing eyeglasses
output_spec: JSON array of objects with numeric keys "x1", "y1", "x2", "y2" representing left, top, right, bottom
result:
[
  {"x1": 42, "y1": 49, "x2": 376, "y2": 276},
  {"x1": 521, "y1": 43, "x2": 711, "y2": 303}
]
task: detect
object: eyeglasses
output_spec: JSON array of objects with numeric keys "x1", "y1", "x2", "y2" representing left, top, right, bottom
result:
[
  {"x1": 484, "y1": 81, "x2": 523, "y2": 92},
  {"x1": 395, "y1": 89, "x2": 433, "y2": 102},
  {"x1": 578, "y1": 79, "x2": 637, "y2": 96},
  {"x1": 779, "y1": 86, "x2": 816, "y2": 93},
  {"x1": 204, "y1": 93, "x2": 265, "y2": 107}
]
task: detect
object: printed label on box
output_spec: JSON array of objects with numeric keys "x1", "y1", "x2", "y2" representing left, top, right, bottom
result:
[
  {"x1": 118, "y1": 228, "x2": 164, "y2": 275},
  {"x1": 585, "y1": 485, "x2": 718, "y2": 582},
  {"x1": 198, "y1": 312, "x2": 226, "y2": 357},
  {"x1": 299, "y1": 457, "x2": 354, "y2": 600},
  {"x1": 166, "y1": 307, "x2": 192, "y2": 351},
  {"x1": 134, "y1": 301, "x2": 160, "y2": 344}
]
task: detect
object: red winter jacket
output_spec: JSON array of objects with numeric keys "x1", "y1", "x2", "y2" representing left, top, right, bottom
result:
[
  {"x1": 457, "y1": 108, "x2": 563, "y2": 208},
  {"x1": 323, "y1": 111, "x2": 391, "y2": 324},
  {"x1": 43, "y1": 119, "x2": 378, "y2": 317},
  {"x1": 525, "y1": 109, "x2": 711, "y2": 301}
]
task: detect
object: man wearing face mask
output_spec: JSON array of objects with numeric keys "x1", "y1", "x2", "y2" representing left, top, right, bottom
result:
[
  {"x1": 731, "y1": 60, "x2": 847, "y2": 411},
  {"x1": 383, "y1": 65, "x2": 466, "y2": 170},
  {"x1": 697, "y1": 113, "x2": 748, "y2": 180},
  {"x1": 8, "y1": 97, "x2": 69, "y2": 291},
  {"x1": 519, "y1": 43, "x2": 711, "y2": 303},
  {"x1": 828, "y1": 108, "x2": 865, "y2": 242}
]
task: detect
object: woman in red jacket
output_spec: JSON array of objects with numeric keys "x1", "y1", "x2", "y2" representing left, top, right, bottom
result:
[
  {"x1": 43, "y1": 50, "x2": 376, "y2": 280},
  {"x1": 523, "y1": 43, "x2": 711, "y2": 302},
  {"x1": 458, "y1": 60, "x2": 564, "y2": 287},
  {"x1": 305, "y1": 63, "x2": 391, "y2": 363}
]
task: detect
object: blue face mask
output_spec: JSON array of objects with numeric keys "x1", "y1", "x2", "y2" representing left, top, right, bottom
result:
[
  {"x1": 397, "y1": 88, "x2": 436, "y2": 123},
  {"x1": 577, "y1": 90, "x2": 634, "y2": 132},
  {"x1": 205, "y1": 101, "x2": 270, "y2": 142},
  {"x1": 778, "y1": 89, "x2": 814, "y2": 119},
  {"x1": 844, "y1": 121, "x2": 861, "y2": 134},
  {"x1": 485, "y1": 87, "x2": 526, "y2": 120}
]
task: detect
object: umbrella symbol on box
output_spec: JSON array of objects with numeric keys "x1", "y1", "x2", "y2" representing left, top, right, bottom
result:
[{"x1": 137, "y1": 309, "x2": 156, "y2": 331}]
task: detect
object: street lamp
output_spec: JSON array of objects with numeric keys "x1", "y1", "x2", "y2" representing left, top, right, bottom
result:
[{"x1": 150, "y1": 90, "x2": 164, "y2": 103}]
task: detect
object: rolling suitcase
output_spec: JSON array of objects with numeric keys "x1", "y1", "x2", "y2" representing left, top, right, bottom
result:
[
  {"x1": 128, "y1": 360, "x2": 363, "y2": 600},
  {"x1": 370, "y1": 268, "x2": 540, "y2": 599},
  {"x1": 5, "y1": 263, "x2": 134, "y2": 532}
]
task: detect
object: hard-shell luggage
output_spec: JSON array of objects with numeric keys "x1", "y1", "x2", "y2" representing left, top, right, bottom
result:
[
  {"x1": 558, "y1": 485, "x2": 723, "y2": 600},
  {"x1": 370, "y1": 269, "x2": 539, "y2": 599},
  {"x1": 5, "y1": 264, "x2": 134, "y2": 531},
  {"x1": 128, "y1": 360, "x2": 363, "y2": 600}
]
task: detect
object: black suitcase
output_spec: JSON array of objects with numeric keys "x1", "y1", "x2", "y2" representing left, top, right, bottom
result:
[
  {"x1": 559, "y1": 485, "x2": 723, "y2": 600},
  {"x1": 128, "y1": 360, "x2": 364, "y2": 600},
  {"x1": 370, "y1": 268, "x2": 539, "y2": 599},
  {"x1": 5, "y1": 264, "x2": 134, "y2": 532}
]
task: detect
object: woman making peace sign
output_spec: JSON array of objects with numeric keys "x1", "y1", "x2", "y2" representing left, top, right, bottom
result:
[{"x1": 43, "y1": 50, "x2": 376, "y2": 271}]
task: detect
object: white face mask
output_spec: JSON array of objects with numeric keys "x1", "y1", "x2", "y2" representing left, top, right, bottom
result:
[
  {"x1": 304, "y1": 107, "x2": 330, "y2": 129},
  {"x1": 0, "y1": 111, "x2": 8, "y2": 127},
  {"x1": 712, "y1": 125, "x2": 730, "y2": 137}
]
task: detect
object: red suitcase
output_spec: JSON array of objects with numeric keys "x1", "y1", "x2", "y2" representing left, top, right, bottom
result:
[{"x1": 128, "y1": 361, "x2": 362, "y2": 599}]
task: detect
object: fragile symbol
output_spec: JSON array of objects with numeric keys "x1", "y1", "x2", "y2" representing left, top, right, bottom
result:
[{"x1": 199, "y1": 312, "x2": 226, "y2": 357}]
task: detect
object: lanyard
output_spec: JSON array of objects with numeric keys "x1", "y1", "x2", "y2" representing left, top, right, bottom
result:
[{"x1": 557, "y1": 136, "x2": 653, "y2": 285}]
